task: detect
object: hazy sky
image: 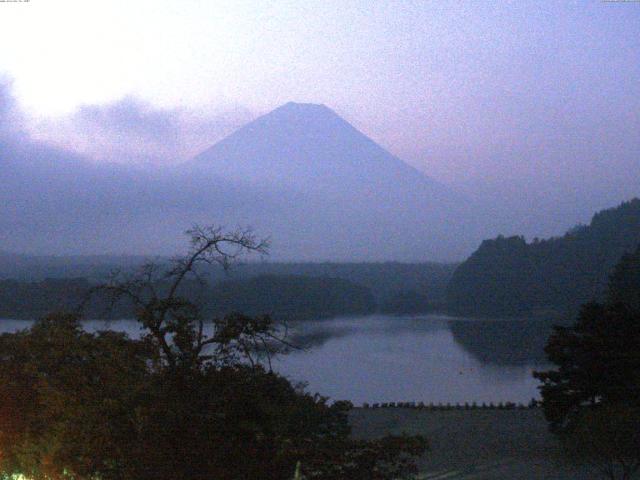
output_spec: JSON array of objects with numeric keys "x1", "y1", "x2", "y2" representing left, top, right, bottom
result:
[{"x1": 1, "y1": 0, "x2": 639, "y2": 235}]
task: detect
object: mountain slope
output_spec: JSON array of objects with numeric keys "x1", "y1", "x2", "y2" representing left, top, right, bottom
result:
[
  {"x1": 193, "y1": 102, "x2": 445, "y2": 194},
  {"x1": 189, "y1": 102, "x2": 487, "y2": 261},
  {"x1": 1, "y1": 102, "x2": 491, "y2": 261}
]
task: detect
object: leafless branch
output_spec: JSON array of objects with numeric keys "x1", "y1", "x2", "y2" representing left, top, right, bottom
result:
[{"x1": 88, "y1": 225, "x2": 272, "y2": 369}]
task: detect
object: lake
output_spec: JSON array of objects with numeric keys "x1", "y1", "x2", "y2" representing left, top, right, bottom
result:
[{"x1": 0, "y1": 314, "x2": 553, "y2": 405}]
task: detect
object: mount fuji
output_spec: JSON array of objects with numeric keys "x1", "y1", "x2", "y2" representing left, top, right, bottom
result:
[
  {"x1": 186, "y1": 102, "x2": 488, "y2": 261},
  {"x1": 0, "y1": 102, "x2": 493, "y2": 261}
]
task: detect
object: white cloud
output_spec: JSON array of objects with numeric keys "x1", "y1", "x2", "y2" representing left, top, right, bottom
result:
[{"x1": 29, "y1": 97, "x2": 254, "y2": 165}]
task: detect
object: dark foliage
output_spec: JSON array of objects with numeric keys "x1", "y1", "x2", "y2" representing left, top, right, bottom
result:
[
  {"x1": 379, "y1": 289, "x2": 435, "y2": 315},
  {"x1": 0, "y1": 277, "x2": 91, "y2": 319},
  {"x1": 221, "y1": 262, "x2": 456, "y2": 306},
  {"x1": 208, "y1": 274, "x2": 377, "y2": 321},
  {"x1": 608, "y1": 244, "x2": 640, "y2": 312},
  {"x1": 561, "y1": 405, "x2": 640, "y2": 480},
  {"x1": 0, "y1": 257, "x2": 457, "y2": 308},
  {"x1": 450, "y1": 316, "x2": 559, "y2": 366},
  {"x1": 0, "y1": 313, "x2": 152, "y2": 480},
  {"x1": 447, "y1": 198, "x2": 640, "y2": 316},
  {"x1": 0, "y1": 227, "x2": 427, "y2": 479},
  {"x1": 0, "y1": 275, "x2": 376, "y2": 321},
  {"x1": 288, "y1": 433, "x2": 428, "y2": 480},
  {"x1": 534, "y1": 248, "x2": 640, "y2": 478},
  {"x1": 0, "y1": 273, "x2": 446, "y2": 321},
  {"x1": 534, "y1": 302, "x2": 640, "y2": 432},
  {"x1": 0, "y1": 314, "x2": 390, "y2": 480}
]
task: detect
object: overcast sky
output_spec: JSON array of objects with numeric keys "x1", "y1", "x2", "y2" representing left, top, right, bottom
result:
[{"x1": 1, "y1": 0, "x2": 639, "y2": 234}]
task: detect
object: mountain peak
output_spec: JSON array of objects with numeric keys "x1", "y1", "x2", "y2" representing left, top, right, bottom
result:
[
  {"x1": 264, "y1": 101, "x2": 342, "y2": 125},
  {"x1": 192, "y1": 101, "x2": 365, "y2": 164},
  {"x1": 190, "y1": 100, "x2": 449, "y2": 196},
  {"x1": 184, "y1": 103, "x2": 477, "y2": 261},
  {"x1": 276, "y1": 101, "x2": 331, "y2": 113}
]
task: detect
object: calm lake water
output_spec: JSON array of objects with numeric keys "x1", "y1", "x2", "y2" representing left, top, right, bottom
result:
[{"x1": 0, "y1": 314, "x2": 552, "y2": 405}]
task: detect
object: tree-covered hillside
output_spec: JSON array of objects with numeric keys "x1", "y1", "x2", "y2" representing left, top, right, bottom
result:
[
  {"x1": 608, "y1": 243, "x2": 640, "y2": 312},
  {"x1": 0, "y1": 258, "x2": 455, "y2": 307},
  {"x1": 0, "y1": 278, "x2": 92, "y2": 319},
  {"x1": 207, "y1": 275, "x2": 377, "y2": 321},
  {"x1": 447, "y1": 198, "x2": 640, "y2": 317},
  {"x1": 0, "y1": 275, "x2": 377, "y2": 321}
]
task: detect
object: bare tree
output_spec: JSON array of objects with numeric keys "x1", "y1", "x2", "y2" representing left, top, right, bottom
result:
[{"x1": 92, "y1": 225, "x2": 292, "y2": 369}]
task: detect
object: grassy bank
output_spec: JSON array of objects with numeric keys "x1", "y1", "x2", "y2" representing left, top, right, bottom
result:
[{"x1": 349, "y1": 408, "x2": 596, "y2": 479}]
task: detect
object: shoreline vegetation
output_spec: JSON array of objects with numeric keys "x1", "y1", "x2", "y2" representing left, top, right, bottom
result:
[
  {"x1": 447, "y1": 198, "x2": 640, "y2": 318},
  {"x1": 1, "y1": 199, "x2": 638, "y2": 323},
  {"x1": 0, "y1": 198, "x2": 636, "y2": 320},
  {"x1": 0, "y1": 273, "x2": 445, "y2": 321}
]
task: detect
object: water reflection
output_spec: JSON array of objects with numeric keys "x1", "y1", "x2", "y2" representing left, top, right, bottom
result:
[
  {"x1": 287, "y1": 314, "x2": 449, "y2": 349},
  {"x1": 448, "y1": 317, "x2": 559, "y2": 366},
  {"x1": 275, "y1": 315, "x2": 550, "y2": 405}
]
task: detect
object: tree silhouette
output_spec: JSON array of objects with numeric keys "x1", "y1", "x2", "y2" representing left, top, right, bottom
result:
[
  {"x1": 0, "y1": 225, "x2": 427, "y2": 480},
  {"x1": 534, "y1": 249, "x2": 640, "y2": 479}
]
